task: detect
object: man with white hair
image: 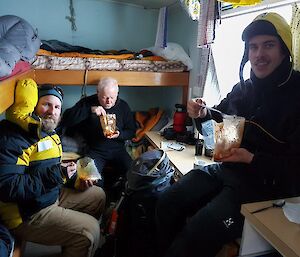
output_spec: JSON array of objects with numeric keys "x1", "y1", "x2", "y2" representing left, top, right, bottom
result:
[{"x1": 59, "y1": 77, "x2": 136, "y2": 186}]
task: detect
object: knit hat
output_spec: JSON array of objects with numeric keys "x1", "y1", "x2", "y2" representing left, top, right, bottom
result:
[
  {"x1": 38, "y1": 84, "x2": 64, "y2": 103},
  {"x1": 239, "y1": 12, "x2": 292, "y2": 83}
]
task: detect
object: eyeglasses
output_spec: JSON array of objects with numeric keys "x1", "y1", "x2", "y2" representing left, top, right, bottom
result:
[{"x1": 39, "y1": 84, "x2": 64, "y2": 99}]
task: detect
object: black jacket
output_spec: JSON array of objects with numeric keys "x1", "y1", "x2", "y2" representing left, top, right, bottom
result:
[
  {"x1": 196, "y1": 57, "x2": 300, "y2": 198},
  {"x1": 59, "y1": 95, "x2": 136, "y2": 153}
]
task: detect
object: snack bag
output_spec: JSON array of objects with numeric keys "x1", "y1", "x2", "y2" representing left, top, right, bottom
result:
[
  {"x1": 100, "y1": 114, "x2": 117, "y2": 137},
  {"x1": 76, "y1": 157, "x2": 102, "y2": 181},
  {"x1": 213, "y1": 115, "x2": 245, "y2": 160}
]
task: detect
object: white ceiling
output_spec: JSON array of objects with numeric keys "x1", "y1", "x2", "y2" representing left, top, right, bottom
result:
[{"x1": 104, "y1": 0, "x2": 178, "y2": 9}]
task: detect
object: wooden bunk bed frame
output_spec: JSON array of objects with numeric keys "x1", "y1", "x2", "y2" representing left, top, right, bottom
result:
[{"x1": 0, "y1": 69, "x2": 189, "y2": 114}]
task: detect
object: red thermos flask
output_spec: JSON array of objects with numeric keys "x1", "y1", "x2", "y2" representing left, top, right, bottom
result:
[{"x1": 173, "y1": 104, "x2": 187, "y2": 133}]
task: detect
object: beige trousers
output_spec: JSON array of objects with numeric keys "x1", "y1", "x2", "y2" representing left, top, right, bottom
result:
[{"x1": 13, "y1": 186, "x2": 106, "y2": 257}]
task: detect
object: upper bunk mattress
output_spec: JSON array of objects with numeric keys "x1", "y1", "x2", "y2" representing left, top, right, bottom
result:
[{"x1": 32, "y1": 52, "x2": 187, "y2": 73}]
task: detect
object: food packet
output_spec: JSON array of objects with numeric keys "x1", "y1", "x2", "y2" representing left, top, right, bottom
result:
[
  {"x1": 201, "y1": 119, "x2": 215, "y2": 152},
  {"x1": 76, "y1": 157, "x2": 102, "y2": 181},
  {"x1": 213, "y1": 115, "x2": 245, "y2": 160},
  {"x1": 100, "y1": 114, "x2": 117, "y2": 137},
  {"x1": 201, "y1": 116, "x2": 245, "y2": 161}
]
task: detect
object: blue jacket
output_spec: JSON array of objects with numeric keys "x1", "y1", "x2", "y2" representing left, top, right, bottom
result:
[
  {"x1": 0, "y1": 120, "x2": 64, "y2": 229},
  {"x1": 0, "y1": 223, "x2": 14, "y2": 257}
]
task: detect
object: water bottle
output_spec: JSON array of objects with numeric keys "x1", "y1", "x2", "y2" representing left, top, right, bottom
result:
[{"x1": 173, "y1": 104, "x2": 187, "y2": 133}]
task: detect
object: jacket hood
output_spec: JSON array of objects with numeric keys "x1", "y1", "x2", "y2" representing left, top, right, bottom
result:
[
  {"x1": 239, "y1": 12, "x2": 293, "y2": 84},
  {"x1": 250, "y1": 55, "x2": 293, "y2": 90}
]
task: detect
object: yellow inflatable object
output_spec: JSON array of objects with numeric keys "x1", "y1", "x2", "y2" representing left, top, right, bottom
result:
[{"x1": 6, "y1": 78, "x2": 41, "y2": 137}]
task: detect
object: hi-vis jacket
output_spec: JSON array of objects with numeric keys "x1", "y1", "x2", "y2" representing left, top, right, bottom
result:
[{"x1": 0, "y1": 119, "x2": 63, "y2": 229}]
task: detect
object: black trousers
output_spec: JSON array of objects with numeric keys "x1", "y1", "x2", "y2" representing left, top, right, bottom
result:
[
  {"x1": 89, "y1": 147, "x2": 132, "y2": 187},
  {"x1": 156, "y1": 164, "x2": 269, "y2": 257}
]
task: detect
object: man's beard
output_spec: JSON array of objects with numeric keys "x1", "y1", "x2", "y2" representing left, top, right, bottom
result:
[{"x1": 41, "y1": 115, "x2": 60, "y2": 133}]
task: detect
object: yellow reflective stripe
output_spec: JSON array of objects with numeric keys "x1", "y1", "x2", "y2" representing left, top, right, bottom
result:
[
  {"x1": 30, "y1": 136, "x2": 62, "y2": 161},
  {"x1": 16, "y1": 135, "x2": 62, "y2": 164},
  {"x1": 16, "y1": 143, "x2": 36, "y2": 166}
]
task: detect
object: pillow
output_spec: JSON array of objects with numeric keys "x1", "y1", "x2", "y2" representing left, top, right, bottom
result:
[{"x1": 147, "y1": 42, "x2": 193, "y2": 70}]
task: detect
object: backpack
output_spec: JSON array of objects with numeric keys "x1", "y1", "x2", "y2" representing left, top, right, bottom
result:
[
  {"x1": 102, "y1": 149, "x2": 174, "y2": 257},
  {"x1": 126, "y1": 149, "x2": 174, "y2": 193}
]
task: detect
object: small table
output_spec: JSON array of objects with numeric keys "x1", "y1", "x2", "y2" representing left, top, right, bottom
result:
[
  {"x1": 239, "y1": 197, "x2": 300, "y2": 257},
  {"x1": 145, "y1": 131, "x2": 214, "y2": 176}
]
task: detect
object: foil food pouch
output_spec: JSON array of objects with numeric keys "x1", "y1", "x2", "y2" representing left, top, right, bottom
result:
[
  {"x1": 100, "y1": 114, "x2": 117, "y2": 137},
  {"x1": 201, "y1": 115, "x2": 245, "y2": 161},
  {"x1": 213, "y1": 115, "x2": 245, "y2": 160}
]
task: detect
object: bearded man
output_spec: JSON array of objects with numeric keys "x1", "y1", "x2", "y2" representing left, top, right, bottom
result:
[{"x1": 0, "y1": 84, "x2": 106, "y2": 257}]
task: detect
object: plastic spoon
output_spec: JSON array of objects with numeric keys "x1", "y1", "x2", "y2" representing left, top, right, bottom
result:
[{"x1": 251, "y1": 199, "x2": 286, "y2": 214}]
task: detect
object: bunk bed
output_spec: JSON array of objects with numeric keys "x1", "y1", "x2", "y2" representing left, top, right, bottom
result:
[
  {"x1": 0, "y1": 67, "x2": 189, "y2": 115},
  {"x1": 0, "y1": 19, "x2": 190, "y2": 114},
  {"x1": 0, "y1": 64, "x2": 189, "y2": 257},
  {"x1": 32, "y1": 47, "x2": 190, "y2": 105}
]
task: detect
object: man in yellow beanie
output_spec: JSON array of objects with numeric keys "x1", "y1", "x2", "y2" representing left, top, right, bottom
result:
[
  {"x1": 0, "y1": 84, "x2": 106, "y2": 257},
  {"x1": 156, "y1": 12, "x2": 300, "y2": 257}
]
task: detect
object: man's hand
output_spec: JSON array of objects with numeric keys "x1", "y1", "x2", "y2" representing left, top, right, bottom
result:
[
  {"x1": 218, "y1": 148, "x2": 254, "y2": 164},
  {"x1": 187, "y1": 98, "x2": 207, "y2": 119},
  {"x1": 76, "y1": 178, "x2": 98, "y2": 191},
  {"x1": 91, "y1": 106, "x2": 106, "y2": 116},
  {"x1": 61, "y1": 161, "x2": 77, "y2": 179},
  {"x1": 106, "y1": 130, "x2": 120, "y2": 139}
]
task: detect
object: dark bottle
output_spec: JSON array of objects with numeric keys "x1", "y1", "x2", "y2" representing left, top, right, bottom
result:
[{"x1": 195, "y1": 139, "x2": 204, "y2": 156}]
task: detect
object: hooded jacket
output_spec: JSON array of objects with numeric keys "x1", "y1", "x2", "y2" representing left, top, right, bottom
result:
[
  {"x1": 196, "y1": 13, "x2": 300, "y2": 199},
  {"x1": 0, "y1": 81, "x2": 64, "y2": 229},
  {"x1": 0, "y1": 120, "x2": 63, "y2": 229},
  {"x1": 239, "y1": 12, "x2": 293, "y2": 84}
]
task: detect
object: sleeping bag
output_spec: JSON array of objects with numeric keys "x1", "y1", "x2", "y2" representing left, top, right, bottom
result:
[{"x1": 0, "y1": 15, "x2": 40, "y2": 77}]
